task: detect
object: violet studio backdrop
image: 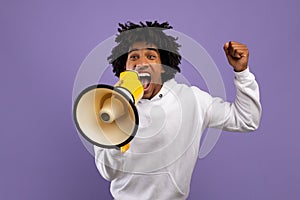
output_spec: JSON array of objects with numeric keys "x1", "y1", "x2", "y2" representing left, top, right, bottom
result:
[{"x1": 1, "y1": 0, "x2": 299, "y2": 199}]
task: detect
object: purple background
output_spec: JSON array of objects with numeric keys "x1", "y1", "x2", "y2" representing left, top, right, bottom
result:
[{"x1": 1, "y1": 0, "x2": 299, "y2": 199}]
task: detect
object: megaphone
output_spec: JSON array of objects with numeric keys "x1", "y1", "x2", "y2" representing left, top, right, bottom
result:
[{"x1": 73, "y1": 71, "x2": 144, "y2": 153}]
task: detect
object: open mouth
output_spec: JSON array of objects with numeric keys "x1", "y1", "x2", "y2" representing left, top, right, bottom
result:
[{"x1": 138, "y1": 72, "x2": 151, "y2": 90}]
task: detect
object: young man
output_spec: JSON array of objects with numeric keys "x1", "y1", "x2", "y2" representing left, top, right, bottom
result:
[{"x1": 94, "y1": 21, "x2": 262, "y2": 200}]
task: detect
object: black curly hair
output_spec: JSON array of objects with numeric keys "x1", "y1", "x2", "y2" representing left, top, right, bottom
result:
[{"x1": 107, "y1": 21, "x2": 182, "y2": 83}]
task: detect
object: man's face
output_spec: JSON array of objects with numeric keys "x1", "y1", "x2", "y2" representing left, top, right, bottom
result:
[{"x1": 125, "y1": 42, "x2": 165, "y2": 99}]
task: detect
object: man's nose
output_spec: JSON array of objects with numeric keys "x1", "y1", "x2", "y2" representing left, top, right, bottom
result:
[{"x1": 134, "y1": 64, "x2": 149, "y2": 71}]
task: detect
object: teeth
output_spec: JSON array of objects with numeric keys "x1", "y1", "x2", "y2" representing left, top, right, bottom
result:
[{"x1": 138, "y1": 72, "x2": 151, "y2": 78}]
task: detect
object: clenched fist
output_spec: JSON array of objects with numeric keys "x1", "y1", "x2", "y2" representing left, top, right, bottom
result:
[{"x1": 223, "y1": 41, "x2": 249, "y2": 72}]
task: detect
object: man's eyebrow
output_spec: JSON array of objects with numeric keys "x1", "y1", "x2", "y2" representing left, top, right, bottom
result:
[{"x1": 128, "y1": 48, "x2": 159, "y2": 53}]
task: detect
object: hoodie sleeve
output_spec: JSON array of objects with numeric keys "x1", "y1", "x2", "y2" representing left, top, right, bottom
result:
[
  {"x1": 204, "y1": 68, "x2": 262, "y2": 132},
  {"x1": 94, "y1": 146, "x2": 124, "y2": 181}
]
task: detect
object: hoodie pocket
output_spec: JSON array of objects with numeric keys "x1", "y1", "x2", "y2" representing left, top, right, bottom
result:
[{"x1": 114, "y1": 172, "x2": 186, "y2": 200}]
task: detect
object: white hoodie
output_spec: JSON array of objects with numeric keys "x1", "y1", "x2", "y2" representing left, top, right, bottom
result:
[{"x1": 94, "y1": 68, "x2": 262, "y2": 200}]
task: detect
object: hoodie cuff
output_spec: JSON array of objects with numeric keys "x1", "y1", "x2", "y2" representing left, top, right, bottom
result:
[{"x1": 234, "y1": 67, "x2": 254, "y2": 81}]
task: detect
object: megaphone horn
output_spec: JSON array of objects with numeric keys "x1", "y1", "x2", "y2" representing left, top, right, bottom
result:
[{"x1": 73, "y1": 70, "x2": 144, "y2": 152}]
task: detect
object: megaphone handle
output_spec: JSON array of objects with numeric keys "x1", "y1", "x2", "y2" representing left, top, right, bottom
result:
[{"x1": 120, "y1": 143, "x2": 130, "y2": 153}]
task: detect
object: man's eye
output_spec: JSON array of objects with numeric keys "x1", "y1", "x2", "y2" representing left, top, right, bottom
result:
[
  {"x1": 147, "y1": 55, "x2": 156, "y2": 60},
  {"x1": 130, "y1": 55, "x2": 138, "y2": 60}
]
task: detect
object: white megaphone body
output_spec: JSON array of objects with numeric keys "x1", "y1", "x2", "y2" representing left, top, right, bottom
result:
[{"x1": 73, "y1": 71, "x2": 144, "y2": 153}]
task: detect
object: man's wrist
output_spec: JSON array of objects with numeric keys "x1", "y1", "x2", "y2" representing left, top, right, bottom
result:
[{"x1": 233, "y1": 65, "x2": 248, "y2": 72}]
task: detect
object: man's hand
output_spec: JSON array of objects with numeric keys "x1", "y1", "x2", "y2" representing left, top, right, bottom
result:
[{"x1": 223, "y1": 41, "x2": 249, "y2": 72}]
